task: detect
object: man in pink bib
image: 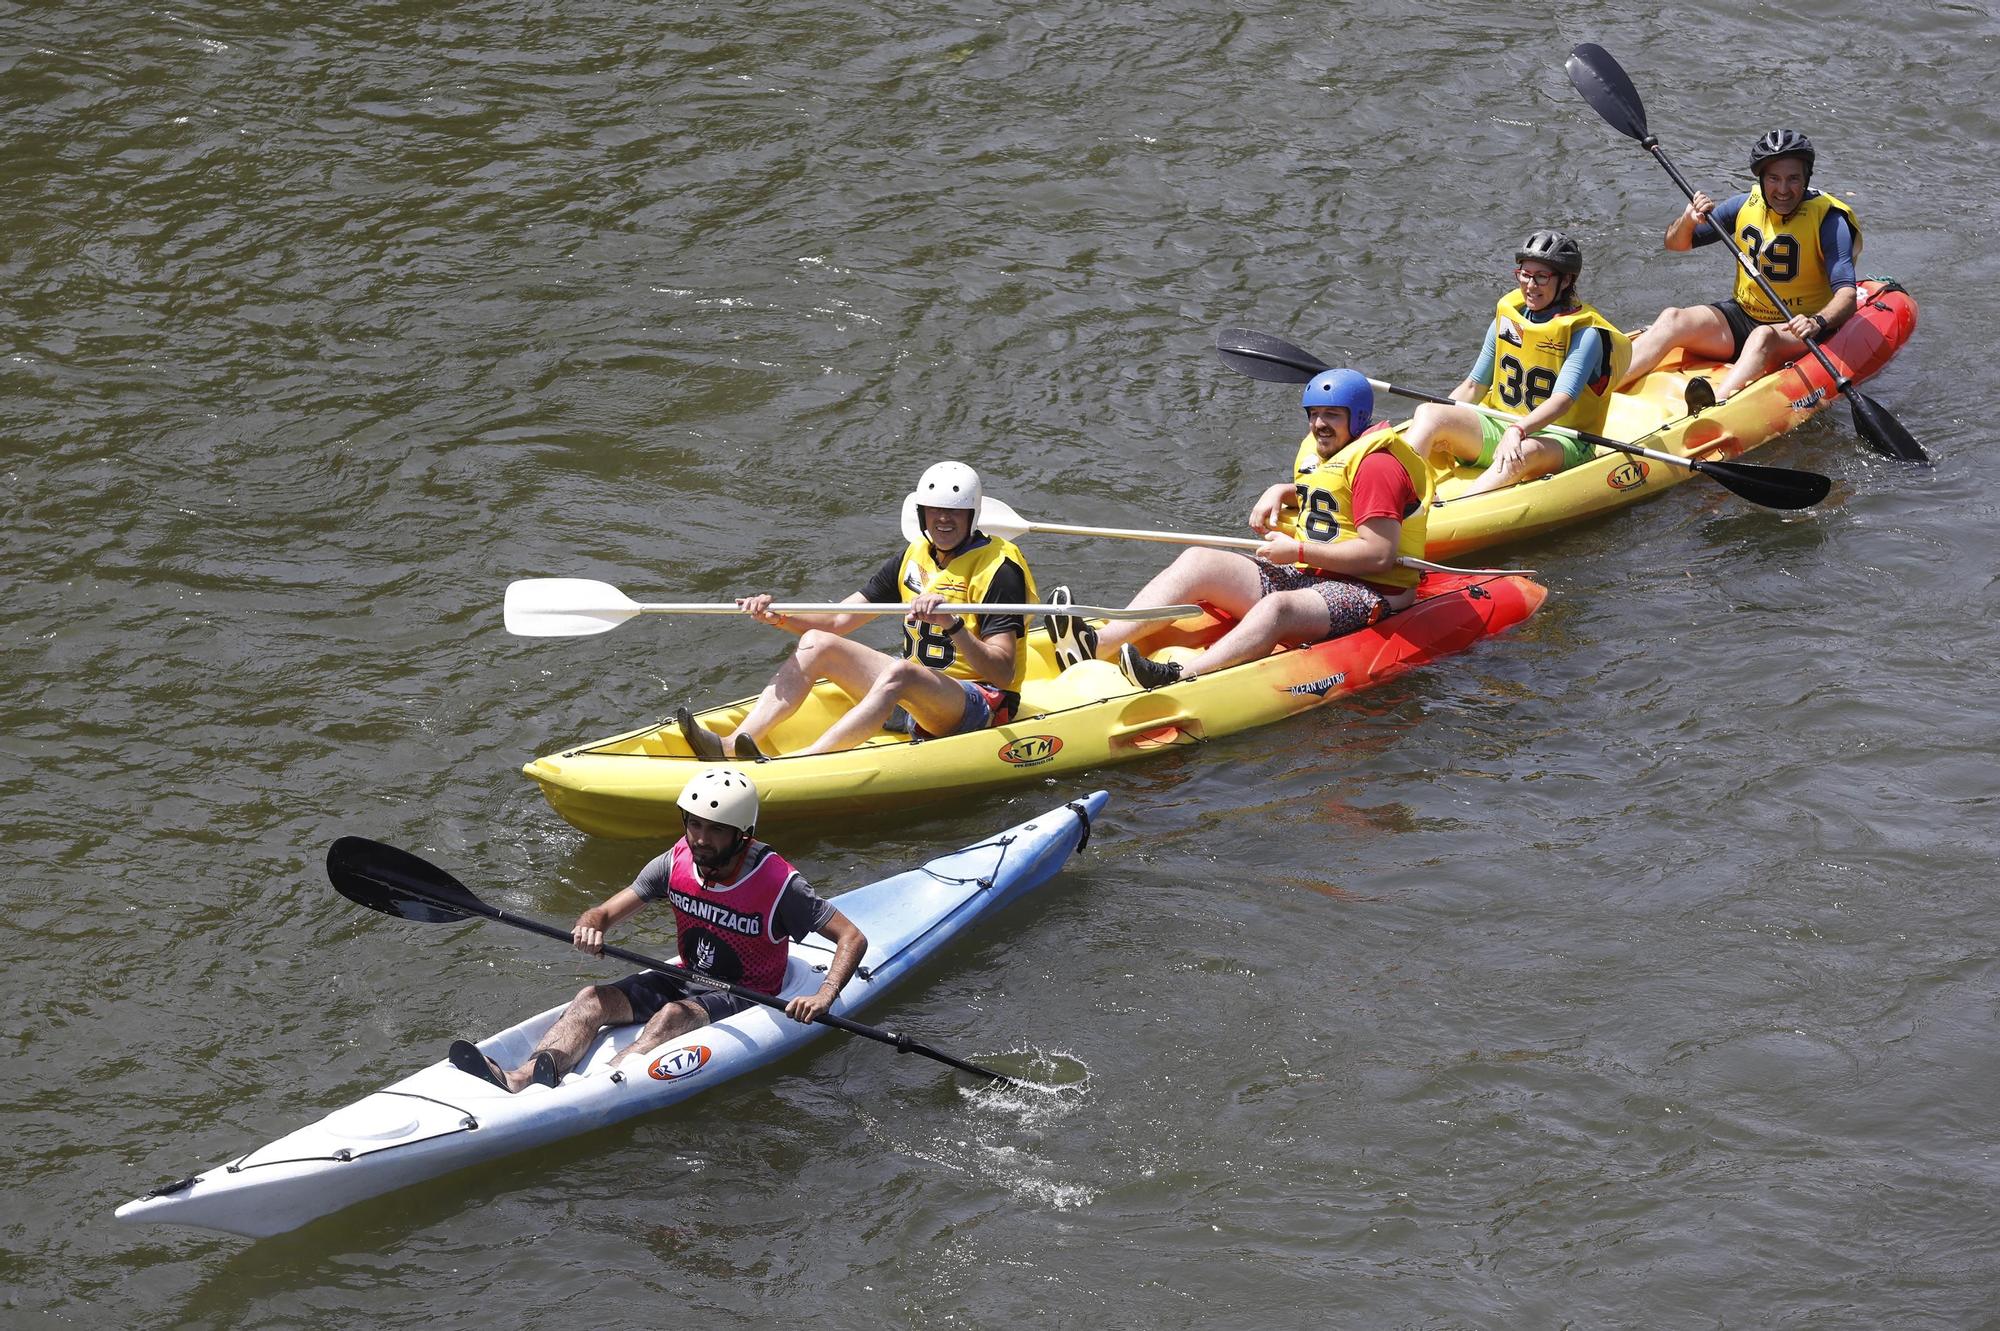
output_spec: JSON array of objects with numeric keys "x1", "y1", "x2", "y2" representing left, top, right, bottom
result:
[{"x1": 449, "y1": 767, "x2": 866, "y2": 1093}]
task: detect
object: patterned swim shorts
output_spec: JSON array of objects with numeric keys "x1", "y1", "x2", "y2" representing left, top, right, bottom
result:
[{"x1": 1252, "y1": 557, "x2": 1389, "y2": 640}]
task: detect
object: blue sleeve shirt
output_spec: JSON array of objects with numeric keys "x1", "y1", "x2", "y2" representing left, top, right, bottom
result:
[{"x1": 1690, "y1": 193, "x2": 1750, "y2": 247}]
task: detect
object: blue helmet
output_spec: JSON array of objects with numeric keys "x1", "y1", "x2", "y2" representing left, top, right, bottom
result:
[{"x1": 1300, "y1": 369, "x2": 1372, "y2": 433}]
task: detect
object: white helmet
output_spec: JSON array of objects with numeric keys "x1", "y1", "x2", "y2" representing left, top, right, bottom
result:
[
  {"x1": 676, "y1": 766, "x2": 759, "y2": 833},
  {"x1": 899, "y1": 461, "x2": 984, "y2": 544}
]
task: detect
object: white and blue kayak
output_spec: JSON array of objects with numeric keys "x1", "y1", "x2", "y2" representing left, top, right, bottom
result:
[{"x1": 116, "y1": 791, "x2": 1106, "y2": 1239}]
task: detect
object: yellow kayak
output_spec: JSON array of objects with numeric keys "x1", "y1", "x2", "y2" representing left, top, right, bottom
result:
[
  {"x1": 1421, "y1": 279, "x2": 1917, "y2": 558},
  {"x1": 524, "y1": 571, "x2": 1545, "y2": 837}
]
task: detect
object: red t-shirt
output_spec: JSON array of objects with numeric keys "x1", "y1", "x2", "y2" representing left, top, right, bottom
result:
[
  {"x1": 1348, "y1": 449, "x2": 1420, "y2": 526},
  {"x1": 1344, "y1": 449, "x2": 1421, "y2": 596}
]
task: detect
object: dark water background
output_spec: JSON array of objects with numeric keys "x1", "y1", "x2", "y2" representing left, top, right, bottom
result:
[{"x1": 6, "y1": 1, "x2": 1998, "y2": 1326}]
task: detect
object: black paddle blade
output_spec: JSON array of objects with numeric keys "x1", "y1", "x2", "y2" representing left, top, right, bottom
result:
[
  {"x1": 327, "y1": 836, "x2": 484, "y2": 924},
  {"x1": 1213, "y1": 327, "x2": 1327, "y2": 384},
  {"x1": 1848, "y1": 390, "x2": 1930, "y2": 464},
  {"x1": 1566, "y1": 44, "x2": 1650, "y2": 143},
  {"x1": 1690, "y1": 458, "x2": 1832, "y2": 510}
]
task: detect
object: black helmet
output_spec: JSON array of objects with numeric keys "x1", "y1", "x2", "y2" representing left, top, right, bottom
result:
[
  {"x1": 1749, "y1": 129, "x2": 1815, "y2": 179},
  {"x1": 1515, "y1": 229, "x2": 1583, "y2": 276}
]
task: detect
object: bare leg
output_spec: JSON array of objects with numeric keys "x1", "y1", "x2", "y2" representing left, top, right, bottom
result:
[
  {"x1": 500, "y1": 983, "x2": 636, "y2": 1092},
  {"x1": 725, "y1": 632, "x2": 844, "y2": 751},
  {"x1": 1403, "y1": 401, "x2": 1484, "y2": 469},
  {"x1": 609, "y1": 996, "x2": 715, "y2": 1065},
  {"x1": 1715, "y1": 323, "x2": 1805, "y2": 399},
  {"x1": 802, "y1": 654, "x2": 970, "y2": 754},
  {"x1": 1455, "y1": 434, "x2": 1568, "y2": 500},
  {"x1": 1182, "y1": 588, "x2": 1335, "y2": 675},
  {"x1": 1095, "y1": 548, "x2": 1265, "y2": 658},
  {"x1": 1405, "y1": 402, "x2": 1488, "y2": 471},
  {"x1": 1622, "y1": 304, "x2": 1738, "y2": 388}
]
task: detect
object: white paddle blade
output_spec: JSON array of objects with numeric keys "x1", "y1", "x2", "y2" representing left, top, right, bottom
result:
[
  {"x1": 969, "y1": 497, "x2": 1032, "y2": 541},
  {"x1": 504, "y1": 578, "x2": 643, "y2": 638}
]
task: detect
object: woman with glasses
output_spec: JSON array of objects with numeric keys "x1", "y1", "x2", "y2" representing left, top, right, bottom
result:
[{"x1": 1404, "y1": 230, "x2": 1633, "y2": 500}]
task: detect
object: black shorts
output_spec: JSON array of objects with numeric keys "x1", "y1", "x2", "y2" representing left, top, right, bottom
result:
[
  {"x1": 610, "y1": 969, "x2": 752, "y2": 1025},
  {"x1": 1707, "y1": 299, "x2": 1772, "y2": 358}
]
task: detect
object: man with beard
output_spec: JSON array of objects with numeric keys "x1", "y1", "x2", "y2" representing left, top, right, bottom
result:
[
  {"x1": 448, "y1": 767, "x2": 866, "y2": 1093},
  {"x1": 1094, "y1": 367, "x2": 1433, "y2": 690}
]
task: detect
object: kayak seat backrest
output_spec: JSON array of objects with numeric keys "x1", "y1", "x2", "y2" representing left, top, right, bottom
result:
[{"x1": 1018, "y1": 659, "x2": 1130, "y2": 717}]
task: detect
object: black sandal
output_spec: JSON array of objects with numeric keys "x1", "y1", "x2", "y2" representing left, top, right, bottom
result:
[
  {"x1": 448, "y1": 1039, "x2": 509, "y2": 1090},
  {"x1": 530, "y1": 1051, "x2": 562, "y2": 1088},
  {"x1": 675, "y1": 706, "x2": 726, "y2": 761}
]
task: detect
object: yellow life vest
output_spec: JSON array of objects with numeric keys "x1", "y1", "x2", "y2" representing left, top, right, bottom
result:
[
  {"x1": 1292, "y1": 424, "x2": 1434, "y2": 592},
  {"x1": 1291, "y1": 432, "x2": 1319, "y2": 481},
  {"x1": 1480, "y1": 289, "x2": 1633, "y2": 438},
  {"x1": 1729, "y1": 188, "x2": 1861, "y2": 323},
  {"x1": 1270, "y1": 433, "x2": 1317, "y2": 543},
  {"x1": 893, "y1": 535, "x2": 1037, "y2": 692}
]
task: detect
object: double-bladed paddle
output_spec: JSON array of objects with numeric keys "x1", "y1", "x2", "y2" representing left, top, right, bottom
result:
[
  {"x1": 1564, "y1": 42, "x2": 1926, "y2": 464},
  {"x1": 327, "y1": 836, "x2": 1027, "y2": 1088},
  {"x1": 1213, "y1": 326, "x2": 1833, "y2": 510},
  {"x1": 503, "y1": 578, "x2": 1202, "y2": 639}
]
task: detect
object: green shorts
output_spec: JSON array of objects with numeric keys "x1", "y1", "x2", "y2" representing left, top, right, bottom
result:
[{"x1": 1475, "y1": 413, "x2": 1598, "y2": 472}]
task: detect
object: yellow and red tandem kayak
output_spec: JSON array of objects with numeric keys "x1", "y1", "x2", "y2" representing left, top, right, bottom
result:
[
  {"x1": 524, "y1": 571, "x2": 1546, "y2": 837},
  {"x1": 1421, "y1": 278, "x2": 1918, "y2": 558}
]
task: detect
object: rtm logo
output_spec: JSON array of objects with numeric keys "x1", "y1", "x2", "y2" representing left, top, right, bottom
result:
[
  {"x1": 648, "y1": 1045, "x2": 712, "y2": 1081},
  {"x1": 997, "y1": 735, "x2": 1063, "y2": 767},
  {"x1": 1606, "y1": 460, "x2": 1649, "y2": 491}
]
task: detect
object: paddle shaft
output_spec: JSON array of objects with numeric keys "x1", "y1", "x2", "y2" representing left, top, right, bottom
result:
[
  {"x1": 622, "y1": 600, "x2": 1187, "y2": 621},
  {"x1": 433, "y1": 880, "x2": 1020, "y2": 1085},
  {"x1": 1018, "y1": 518, "x2": 1526, "y2": 575},
  {"x1": 1363, "y1": 380, "x2": 1828, "y2": 509},
  {"x1": 1371, "y1": 378, "x2": 1713, "y2": 472},
  {"x1": 1378, "y1": 378, "x2": 1828, "y2": 507}
]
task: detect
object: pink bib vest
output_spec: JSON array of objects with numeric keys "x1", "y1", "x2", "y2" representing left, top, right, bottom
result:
[{"x1": 665, "y1": 839, "x2": 796, "y2": 994}]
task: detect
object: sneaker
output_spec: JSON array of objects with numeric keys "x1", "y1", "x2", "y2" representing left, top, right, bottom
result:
[
  {"x1": 674, "y1": 705, "x2": 726, "y2": 761},
  {"x1": 1119, "y1": 642, "x2": 1184, "y2": 690},
  {"x1": 1684, "y1": 377, "x2": 1716, "y2": 414},
  {"x1": 733, "y1": 732, "x2": 767, "y2": 762},
  {"x1": 1043, "y1": 585, "x2": 1100, "y2": 670}
]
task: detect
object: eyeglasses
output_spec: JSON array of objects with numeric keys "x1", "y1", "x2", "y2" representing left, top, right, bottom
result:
[{"x1": 1513, "y1": 267, "x2": 1559, "y2": 285}]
